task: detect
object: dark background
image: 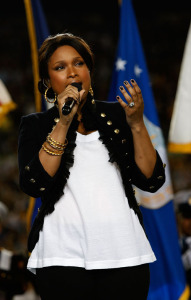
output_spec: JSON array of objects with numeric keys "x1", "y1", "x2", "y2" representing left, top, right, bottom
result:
[{"x1": 0, "y1": 0, "x2": 191, "y2": 253}]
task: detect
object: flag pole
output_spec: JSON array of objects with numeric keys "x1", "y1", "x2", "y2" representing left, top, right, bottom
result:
[
  {"x1": 23, "y1": 0, "x2": 41, "y2": 113},
  {"x1": 23, "y1": 0, "x2": 43, "y2": 232}
]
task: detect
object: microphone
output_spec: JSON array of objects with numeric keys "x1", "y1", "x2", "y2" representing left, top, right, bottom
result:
[{"x1": 62, "y1": 82, "x2": 82, "y2": 115}]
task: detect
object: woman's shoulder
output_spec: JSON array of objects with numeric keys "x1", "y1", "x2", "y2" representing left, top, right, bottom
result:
[
  {"x1": 95, "y1": 99, "x2": 121, "y2": 110},
  {"x1": 19, "y1": 106, "x2": 59, "y2": 136},
  {"x1": 21, "y1": 105, "x2": 58, "y2": 122},
  {"x1": 95, "y1": 99, "x2": 126, "y2": 121}
]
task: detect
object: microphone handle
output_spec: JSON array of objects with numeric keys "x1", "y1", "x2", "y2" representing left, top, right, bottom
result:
[
  {"x1": 62, "y1": 82, "x2": 82, "y2": 115},
  {"x1": 62, "y1": 98, "x2": 75, "y2": 115}
]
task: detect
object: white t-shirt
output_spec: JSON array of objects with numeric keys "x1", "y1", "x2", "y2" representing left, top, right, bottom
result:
[{"x1": 27, "y1": 131, "x2": 156, "y2": 274}]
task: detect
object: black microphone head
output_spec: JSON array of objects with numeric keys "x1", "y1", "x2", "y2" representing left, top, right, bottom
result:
[
  {"x1": 71, "y1": 82, "x2": 82, "y2": 91},
  {"x1": 62, "y1": 82, "x2": 82, "y2": 115}
]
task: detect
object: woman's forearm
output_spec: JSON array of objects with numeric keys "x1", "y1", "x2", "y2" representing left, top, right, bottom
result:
[
  {"x1": 131, "y1": 122, "x2": 156, "y2": 178},
  {"x1": 39, "y1": 121, "x2": 69, "y2": 177}
]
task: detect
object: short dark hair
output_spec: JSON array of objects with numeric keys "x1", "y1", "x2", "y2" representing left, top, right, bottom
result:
[{"x1": 38, "y1": 33, "x2": 94, "y2": 94}]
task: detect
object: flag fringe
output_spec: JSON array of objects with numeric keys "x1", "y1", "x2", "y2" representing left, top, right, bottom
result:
[
  {"x1": 168, "y1": 142, "x2": 191, "y2": 154},
  {"x1": 0, "y1": 101, "x2": 16, "y2": 115},
  {"x1": 179, "y1": 285, "x2": 190, "y2": 300},
  {"x1": 26, "y1": 197, "x2": 35, "y2": 233}
]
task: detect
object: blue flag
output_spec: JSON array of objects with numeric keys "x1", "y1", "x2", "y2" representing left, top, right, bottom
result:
[
  {"x1": 24, "y1": 0, "x2": 50, "y2": 228},
  {"x1": 108, "y1": 0, "x2": 189, "y2": 299},
  {"x1": 30, "y1": 0, "x2": 50, "y2": 112},
  {"x1": 30, "y1": 0, "x2": 49, "y2": 48}
]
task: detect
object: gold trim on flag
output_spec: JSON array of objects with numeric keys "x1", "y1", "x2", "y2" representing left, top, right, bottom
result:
[
  {"x1": 25, "y1": 197, "x2": 35, "y2": 233},
  {"x1": 179, "y1": 285, "x2": 190, "y2": 300},
  {"x1": 168, "y1": 142, "x2": 191, "y2": 154}
]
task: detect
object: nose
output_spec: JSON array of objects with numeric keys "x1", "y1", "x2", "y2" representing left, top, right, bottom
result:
[{"x1": 67, "y1": 65, "x2": 77, "y2": 78}]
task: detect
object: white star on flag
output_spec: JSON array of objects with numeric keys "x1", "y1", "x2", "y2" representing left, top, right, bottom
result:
[
  {"x1": 134, "y1": 64, "x2": 143, "y2": 77},
  {"x1": 115, "y1": 57, "x2": 127, "y2": 71}
]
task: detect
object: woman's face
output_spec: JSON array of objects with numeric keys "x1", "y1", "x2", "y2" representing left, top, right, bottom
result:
[{"x1": 47, "y1": 45, "x2": 91, "y2": 99}]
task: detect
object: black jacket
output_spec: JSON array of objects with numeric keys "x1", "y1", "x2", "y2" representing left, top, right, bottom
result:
[{"x1": 18, "y1": 98, "x2": 166, "y2": 252}]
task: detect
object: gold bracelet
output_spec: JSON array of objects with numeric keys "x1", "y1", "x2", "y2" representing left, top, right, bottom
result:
[
  {"x1": 47, "y1": 134, "x2": 68, "y2": 147},
  {"x1": 42, "y1": 143, "x2": 64, "y2": 156},
  {"x1": 46, "y1": 137, "x2": 65, "y2": 150}
]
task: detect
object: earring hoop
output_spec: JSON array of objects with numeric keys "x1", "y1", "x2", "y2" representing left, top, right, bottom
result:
[
  {"x1": 42, "y1": 79, "x2": 48, "y2": 89},
  {"x1": 89, "y1": 86, "x2": 94, "y2": 97},
  {"x1": 44, "y1": 87, "x2": 57, "y2": 103}
]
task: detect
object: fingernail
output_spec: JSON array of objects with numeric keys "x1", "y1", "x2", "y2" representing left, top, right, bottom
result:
[
  {"x1": 124, "y1": 81, "x2": 128, "y2": 85},
  {"x1": 130, "y1": 79, "x2": 135, "y2": 83},
  {"x1": 116, "y1": 96, "x2": 120, "y2": 100},
  {"x1": 119, "y1": 86, "x2": 124, "y2": 90}
]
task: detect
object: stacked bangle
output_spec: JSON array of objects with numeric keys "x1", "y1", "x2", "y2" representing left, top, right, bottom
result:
[
  {"x1": 47, "y1": 134, "x2": 68, "y2": 148},
  {"x1": 42, "y1": 143, "x2": 64, "y2": 156},
  {"x1": 41, "y1": 134, "x2": 68, "y2": 156}
]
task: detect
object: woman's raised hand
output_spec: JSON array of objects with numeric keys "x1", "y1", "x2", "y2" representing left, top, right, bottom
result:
[{"x1": 116, "y1": 79, "x2": 144, "y2": 130}]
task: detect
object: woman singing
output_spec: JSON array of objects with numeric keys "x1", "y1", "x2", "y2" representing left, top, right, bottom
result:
[{"x1": 18, "y1": 33, "x2": 166, "y2": 300}]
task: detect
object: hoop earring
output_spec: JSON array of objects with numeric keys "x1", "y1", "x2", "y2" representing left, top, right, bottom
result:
[
  {"x1": 42, "y1": 78, "x2": 48, "y2": 89},
  {"x1": 44, "y1": 87, "x2": 57, "y2": 103},
  {"x1": 89, "y1": 86, "x2": 94, "y2": 97}
]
